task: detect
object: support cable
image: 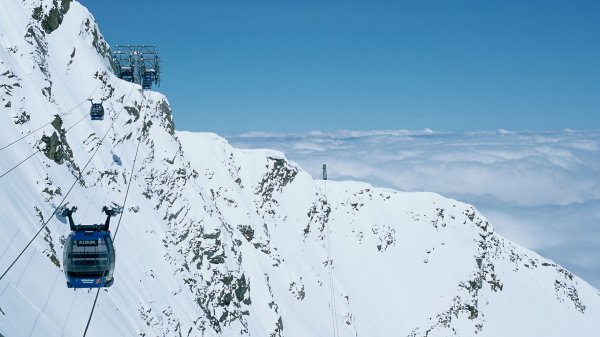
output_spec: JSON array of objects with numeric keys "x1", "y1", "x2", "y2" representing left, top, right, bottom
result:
[
  {"x1": 0, "y1": 81, "x2": 102, "y2": 152},
  {"x1": 0, "y1": 76, "x2": 120, "y2": 181},
  {"x1": 323, "y1": 164, "x2": 340, "y2": 337},
  {"x1": 0, "y1": 85, "x2": 136, "y2": 282},
  {"x1": 82, "y1": 97, "x2": 148, "y2": 337},
  {"x1": 0, "y1": 111, "x2": 92, "y2": 180}
]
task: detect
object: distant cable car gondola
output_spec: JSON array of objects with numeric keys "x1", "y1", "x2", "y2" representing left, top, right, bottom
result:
[
  {"x1": 119, "y1": 65, "x2": 135, "y2": 82},
  {"x1": 61, "y1": 206, "x2": 117, "y2": 289},
  {"x1": 141, "y1": 73, "x2": 153, "y2": 90},
  {"x1": 90, "y1": 101, "x2": 105, "y2": 120}
]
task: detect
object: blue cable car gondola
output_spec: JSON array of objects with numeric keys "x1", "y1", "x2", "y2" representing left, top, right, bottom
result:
[
  {"x1": 90, "y1": 102, "x2": 105, "y2": 121},
  {"x1": 119, "y1": 65, "x2": 135, "y2": 82},
  {"x1": 141, "y1": 74, "x2": 153, "y2": 90},
  {"x1": 141, "y1": 68, "x2": 156, "y2": 90},
  {"x1": 62, "y1": 206, "x2": 117, "y2": 289}
]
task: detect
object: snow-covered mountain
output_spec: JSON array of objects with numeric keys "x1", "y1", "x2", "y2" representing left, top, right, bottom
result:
[{"x1": 1, "y1": 1, "x2": 599, "y2": 336}]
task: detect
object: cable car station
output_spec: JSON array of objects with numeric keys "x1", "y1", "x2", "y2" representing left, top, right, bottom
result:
[{"x1": 112, "y1": 45, "x2": 161, "y2": 90}]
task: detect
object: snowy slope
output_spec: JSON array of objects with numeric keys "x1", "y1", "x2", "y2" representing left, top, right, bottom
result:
[{"x1": 1, "y1": 1, "x2": 599, "y2": 337}]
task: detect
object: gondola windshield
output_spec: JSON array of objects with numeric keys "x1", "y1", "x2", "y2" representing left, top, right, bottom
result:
[{"x1": 63, "y1": 234, "x2": 114, "y2": 278}]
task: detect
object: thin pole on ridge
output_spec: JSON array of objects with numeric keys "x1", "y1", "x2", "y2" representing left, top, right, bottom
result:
[{"x1": 323, "y1": 163, "x2": 340, "y2": 337}]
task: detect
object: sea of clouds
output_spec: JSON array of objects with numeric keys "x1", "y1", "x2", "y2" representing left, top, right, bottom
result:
[{"x1": 227, "y1": 129, "x2": 600, "y2": 288}]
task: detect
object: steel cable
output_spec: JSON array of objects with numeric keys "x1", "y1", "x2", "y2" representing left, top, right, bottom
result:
[
  {"x1": 0, "y1": 84, "x2": 136, "y2": 282},
  {"x1": 0, "y1": 81, "x2": 103, "y2": 152},
  {"x1": 82, "y1": 96, "x2": 148, "y2": 337}
]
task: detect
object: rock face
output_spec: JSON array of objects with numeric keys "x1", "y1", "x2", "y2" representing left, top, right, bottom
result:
[{"x1": 0, "y1": 1, "x2": 599, "y2": 337}]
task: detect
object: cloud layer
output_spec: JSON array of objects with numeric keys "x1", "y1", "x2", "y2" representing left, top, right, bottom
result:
[{"x1": 228, "y1": 129, "x2": 600, "y2": 288}]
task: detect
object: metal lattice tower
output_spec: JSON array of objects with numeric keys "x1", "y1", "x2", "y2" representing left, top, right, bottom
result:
[
  {"x1": 323, "y1": 164, "x2": 327, "y2": 180},
  {"x1": 112, "y1": 45, "x2": 161, "y2": 89}
]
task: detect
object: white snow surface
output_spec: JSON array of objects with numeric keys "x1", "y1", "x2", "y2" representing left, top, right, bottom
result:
[{"x1": 0, "y1": 1, "x2": 599, "y2": 336}]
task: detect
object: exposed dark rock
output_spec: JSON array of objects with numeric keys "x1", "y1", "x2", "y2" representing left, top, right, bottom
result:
[
  {"x1": 81, "y1": 18, "x2": 112, "y2": 63},
  {"x1": 555, "y1": 280, "x2": 586, "y2": 313},
  {"x1": 43, "y1": 227, "x2": 60, "y2": 268},
  {"x1": 158, "y1": 100, "x2": 175, "y2": 135},
  {"x1": 238, "y1": 225, "x2": 254, "y2": 242},
  {"x1": 33, "y1": 0, "x2": 72, "y2": 34},
  {"x1": 289, "y1": 281, "x2": 306, "y2": 300},
  {"x1": 40, "y1": 115, "x2": 80, "y2": 178}
]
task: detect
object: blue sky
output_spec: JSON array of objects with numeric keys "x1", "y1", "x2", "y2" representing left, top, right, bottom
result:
[{"x1": 80, "y1": 0, "x2": 599, "y2": 133}]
